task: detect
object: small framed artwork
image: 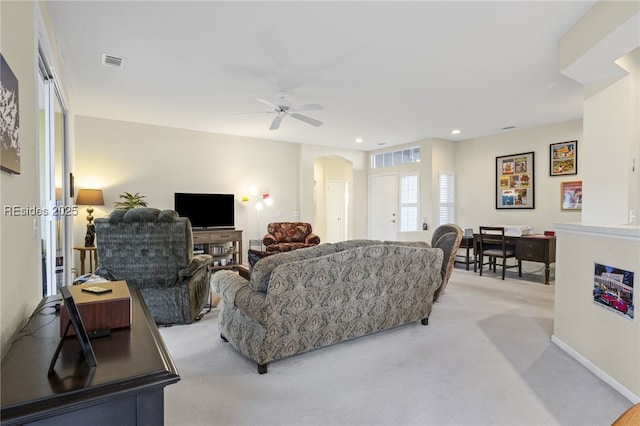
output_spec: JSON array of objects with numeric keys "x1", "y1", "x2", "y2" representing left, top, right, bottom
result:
[
  {"x1": 561, "y1": 180, "x2": 582, "y2": 210},
  {"x1": 1, "y1": 53, "x2": 21, "y2": 174},
  {"x1": 593, "y1": 263, "x2": 634, "y2": 320},
  {"x1": 496, "y1": 151, "x2": 535, "y2": 209},
  {"x1": 550, "y1": 140, "x2": 577, "y2": 176}
]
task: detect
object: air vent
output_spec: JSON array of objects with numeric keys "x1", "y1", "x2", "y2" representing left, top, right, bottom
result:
[{"x1": 101, "y1": 53, "x2": 123, "y2": 68}]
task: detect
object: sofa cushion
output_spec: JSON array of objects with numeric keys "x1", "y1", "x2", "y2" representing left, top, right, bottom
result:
[
  {"x1": 248, "y1": 239, "x2": 394, "y2": 293},
  {"x1": 249, "y1": 243, "x2": 337, "y2": 293}
]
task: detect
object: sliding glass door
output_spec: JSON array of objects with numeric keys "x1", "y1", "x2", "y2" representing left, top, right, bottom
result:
[{"x1": 38, "y1": 52, "x2": 70, "y2": 296}]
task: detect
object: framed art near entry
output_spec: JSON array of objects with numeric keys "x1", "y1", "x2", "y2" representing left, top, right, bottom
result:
[
  {"x1": 496, "y1": 151, "x2": 535, "y2": 209},
  {"x1": 550, "y1": 140, "x2": 577, "y2": 176},
  {"x1": 561, "y1": 180, "x2": 582, "y2": 210}
]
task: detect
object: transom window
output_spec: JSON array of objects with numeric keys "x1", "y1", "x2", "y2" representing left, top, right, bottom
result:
[{"x1": 371, "y1": 147, "x2": 420, "y2": 169}]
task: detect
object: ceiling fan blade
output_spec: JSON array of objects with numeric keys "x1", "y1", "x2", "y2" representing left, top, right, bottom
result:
[
  {"x1": 291, "y1": 103, "x2": 323, "y2": 112},
  {"x1": 257, "y1": 98, "x2": 281, "y2": 111},
  {"x1": 290, "y1": 112, "x2": 323, "y2": 127},
  {"x1": 269, "y1": 113, "x2": 284, "y2": 130},
  {"x1": 233, "y1": 111, "x2": 273, "y2": 117}
]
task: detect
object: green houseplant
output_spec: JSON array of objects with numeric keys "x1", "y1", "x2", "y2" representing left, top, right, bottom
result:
[{"x1": 114, "y1": 192, "x2": 148, "y2": 210}]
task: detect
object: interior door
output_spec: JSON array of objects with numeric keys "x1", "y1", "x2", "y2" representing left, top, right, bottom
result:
[
  {"x1": 326, "y1": 179, "x2": 345, "y2": 242},
  {"x1": 368, "y1": 173, "x2": 398, "y2": 241}
]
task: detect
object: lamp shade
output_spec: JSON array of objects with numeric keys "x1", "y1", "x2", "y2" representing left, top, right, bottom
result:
[{"x1": 76, "y1": 189, "x2": 104, "y2": 206}]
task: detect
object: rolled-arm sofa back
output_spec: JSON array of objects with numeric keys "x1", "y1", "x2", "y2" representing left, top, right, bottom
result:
[{"x1": 214, "y1": 240, "x2": 443, "y2": 370}]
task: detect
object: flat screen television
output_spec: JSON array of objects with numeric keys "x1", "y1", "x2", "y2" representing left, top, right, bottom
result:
[{"x1": 174, "y1": 192, "x2": 235, "y2": 229}]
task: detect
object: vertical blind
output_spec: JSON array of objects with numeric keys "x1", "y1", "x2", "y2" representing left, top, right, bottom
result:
[{"x1": 438, "y1": 172, "x2": 455, "y2": 225}]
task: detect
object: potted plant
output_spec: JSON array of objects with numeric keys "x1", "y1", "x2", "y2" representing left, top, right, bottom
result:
[{"x1": 114, "y1": 192, "x2": 148, "y2": 210}]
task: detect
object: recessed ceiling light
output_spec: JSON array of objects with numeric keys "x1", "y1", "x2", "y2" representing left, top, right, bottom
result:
[
  {"x1": 355, "y1": 138, "x2": 363, "y2": 143},
  {"x1": 377, "y1": 142, "x2": 386, "y2": 146},
  {"x1": 501, "y1": 126, "x2": 516, "y2": 130},
  {"x1": 451, "y1": 129, "x2": 461, "y2": 135}
]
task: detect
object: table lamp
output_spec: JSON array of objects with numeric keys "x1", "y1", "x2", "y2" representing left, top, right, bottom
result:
[{"x1": 76, "y1": 189, "x2": 104, "y2": 247}]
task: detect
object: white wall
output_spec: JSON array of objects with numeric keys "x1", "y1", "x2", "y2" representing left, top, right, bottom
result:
[
  {"x1": 553, "y1": 224, "x2": 640, "y2": 402},
  {"x1": 553, "y1": 1, "x2": 640, "y2": 402},
  {"x1": 455, "y1": 120, "x2": 583, "y2": 234},
  {"x1": 1, "y1": 1, "x2": 46, "y2": 357},
  {"x1": 73, "y1": 116, "x2": 310, "y2": 264}
]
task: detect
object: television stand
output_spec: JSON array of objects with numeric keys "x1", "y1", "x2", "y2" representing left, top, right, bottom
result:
[
  {"x1": 1, "y1": 287, "x2": 179, "y2": 425},
  {"x1": 193, "y1": 229, "x2": 243, "y2": 269}
]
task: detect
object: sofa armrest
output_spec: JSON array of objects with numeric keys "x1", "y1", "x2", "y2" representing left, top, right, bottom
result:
[
  {"x1": 305, "y1": 233, "x2": 321, "y2": 245},
  {"x1": 263, "y1": 233, "x2": 277, "y2": 246},
  {"x1": 179, "y1": 254, "x2": 213, "y2": 278},
  {"x1": 213, "y1": 270, "x2": 248, "y2": 306},
  {"x1": 212, "y1": 270, "x2": 267, "y2": 324}
]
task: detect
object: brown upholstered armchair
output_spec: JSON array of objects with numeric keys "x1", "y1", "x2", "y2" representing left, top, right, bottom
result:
[{"x1": 262, "y1": 222, "x2": 321, "y2": 252}]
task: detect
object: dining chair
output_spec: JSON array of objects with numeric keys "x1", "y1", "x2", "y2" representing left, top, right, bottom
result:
[{"x1": 478, "y1": 226, "x2": 521, "y2": 280}]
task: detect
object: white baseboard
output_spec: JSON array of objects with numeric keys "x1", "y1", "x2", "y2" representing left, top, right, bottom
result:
[{"x1": 552, "y1": 335, "x2": 640, "y2": 404}]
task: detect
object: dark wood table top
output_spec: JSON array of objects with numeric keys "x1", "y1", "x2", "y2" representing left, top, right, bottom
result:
[{"x1": 1, "y1": 287, "x2": 179, "y2": 423}]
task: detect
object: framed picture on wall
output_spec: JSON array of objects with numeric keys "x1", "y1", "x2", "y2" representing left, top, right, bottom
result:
[
  {"x1": 1, "y1": 53, "x2": 21, "y2": 174},
  {"x1": 550, "y1": 140, "x2": 577, "y2": 176},
  {"x1": 561, "y1": 180, "x2": 582, "y2": 210},
  {"x1": 496, "y1": 151, "x2": 535, "y2": 209}
]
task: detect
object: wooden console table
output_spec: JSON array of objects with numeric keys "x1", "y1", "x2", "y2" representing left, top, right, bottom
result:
[
  {"x1": 1, "y1": 287, "x2": 179, "y2": 425},
  {"x1": 472, "y1": 234, "x2": 556, "y2": 284},
  {"x1": 193, "y1": 229, "x2": 243, "y2": 270}
]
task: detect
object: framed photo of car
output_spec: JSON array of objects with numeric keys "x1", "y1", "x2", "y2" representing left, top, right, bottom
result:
[
  {"x1": 495, "y1": 151, "x2": 535, "y2": 209},
  {"x1": 593, "y1": 263, "x2": 634, "y2": 319},
  {"x1": 550, "y1": 140, "x2": 577, "y2": 176}
]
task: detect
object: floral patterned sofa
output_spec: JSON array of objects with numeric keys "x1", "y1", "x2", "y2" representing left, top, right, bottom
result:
[
  {"x1": 212, "y1": 239, "x2": 444, "y2": 373},
  {"x1": 262, "y1": 222, "x2": 321, "y2": 252}
]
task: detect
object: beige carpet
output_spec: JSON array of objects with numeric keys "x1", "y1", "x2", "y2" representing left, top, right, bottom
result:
[{"x1": 160, "y1": 266, "x2": 632, "y2": 425}]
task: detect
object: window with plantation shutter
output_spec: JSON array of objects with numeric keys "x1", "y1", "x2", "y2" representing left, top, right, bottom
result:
[
  {"x1": 400, "y1": 174, "x2": 419, "y2": 232},
  {"x1": 438, "y1": 172, "x2": 455, "y2": 226}
]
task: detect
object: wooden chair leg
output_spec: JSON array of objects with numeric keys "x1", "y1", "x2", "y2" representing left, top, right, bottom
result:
[{"x1": 501, "y1": 258, "x2": 506, "y2": 280}]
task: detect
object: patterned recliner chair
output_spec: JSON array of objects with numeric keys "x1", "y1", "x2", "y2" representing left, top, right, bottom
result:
[
  {"x1": 95, "y1": 208, "x2": 212, "y2": 324},
  {"x1": 431, "y1": 223, "x2": 463, "y2": 301},
  {"x1": 262, "y1": 222, "x2": 321, "y2": 252}
]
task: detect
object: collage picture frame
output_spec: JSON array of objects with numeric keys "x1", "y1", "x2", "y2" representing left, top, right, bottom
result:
[{"x1": 496, "y1": 151, "x2": 535, "y2": 209}]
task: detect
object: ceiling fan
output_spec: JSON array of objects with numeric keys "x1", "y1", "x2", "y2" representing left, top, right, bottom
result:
[{"x1": 239, "y1": 93, "x2": 323, "y2": 130}]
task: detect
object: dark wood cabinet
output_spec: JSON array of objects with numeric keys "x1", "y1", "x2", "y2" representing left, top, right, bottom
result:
[
  {"x1": 515, "y1": 236, "x2": 556, "y2": 284},
  {"x1": 472, "y1": 234, "x2": 556, "y2": 284},
  {"x1": 1, "y1": 287, "x2": 179, "y2": 425}
]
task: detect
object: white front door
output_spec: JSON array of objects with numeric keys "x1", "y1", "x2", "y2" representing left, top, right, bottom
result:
[{"x1": 368, "y1": 173, "x2": 398, "y2": 241}]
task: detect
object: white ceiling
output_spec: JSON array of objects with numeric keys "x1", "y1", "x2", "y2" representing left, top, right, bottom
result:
[{"x1": 45, "y1": 1, "x2": 597, "y2": 151}]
